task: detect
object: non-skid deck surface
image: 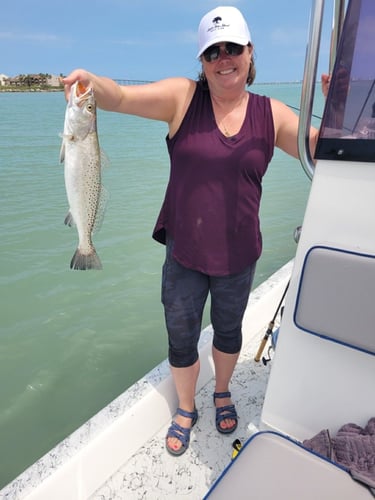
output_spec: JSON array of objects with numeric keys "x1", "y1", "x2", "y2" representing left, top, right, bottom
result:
[{"x1": 91, "y1": 335, "x2": 271, "y2": 499}]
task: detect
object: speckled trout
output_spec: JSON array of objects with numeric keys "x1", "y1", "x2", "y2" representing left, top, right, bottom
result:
[{"x1": 60, "y1": 81, "x2": 106, "y2": 270}]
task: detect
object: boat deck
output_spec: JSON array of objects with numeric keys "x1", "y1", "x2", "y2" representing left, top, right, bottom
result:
[{"x1": 91, "y1": 332, "x2": 271, "y2": 499}]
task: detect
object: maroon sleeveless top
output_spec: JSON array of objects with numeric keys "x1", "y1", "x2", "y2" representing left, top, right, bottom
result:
[{"x1": 153, "y1": 82, "x2": 274, "y2": 276}]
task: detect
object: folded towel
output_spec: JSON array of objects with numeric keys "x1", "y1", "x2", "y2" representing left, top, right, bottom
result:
[
  {"x1": 334, "y1": 418, "x2": 375, "y2": 490},
  {"x1": 303, "y1": 417, "x2": 375, "y2": 495}
]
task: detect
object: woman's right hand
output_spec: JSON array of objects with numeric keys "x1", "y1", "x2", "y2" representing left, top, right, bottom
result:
[
  {"x1": 62, "y1": 69, "x2": 93, "y2": 102},
  {"x1": 61, "y1": 69, "x2": 124, "y2": 112}
]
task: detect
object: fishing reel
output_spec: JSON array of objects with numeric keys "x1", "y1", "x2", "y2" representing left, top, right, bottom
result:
[{"x1": 262, "y1": 308, "x2": 283, "y2": 366}]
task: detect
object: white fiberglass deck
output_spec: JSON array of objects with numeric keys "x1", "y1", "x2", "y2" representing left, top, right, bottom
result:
[{"x1": 91, "y1": 327, "x2": 271, "y2": 499}]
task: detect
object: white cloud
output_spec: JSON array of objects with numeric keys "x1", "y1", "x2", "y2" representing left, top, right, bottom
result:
[
  {"x1": 110, "y1": 29, "x2": 197, "y2": 47},
  {"x1": 0, "y1": 31, "x2": 62, "y2": 43},
  {"x1": 270, "y1": 27, "x2": 306, "y2": 46}
]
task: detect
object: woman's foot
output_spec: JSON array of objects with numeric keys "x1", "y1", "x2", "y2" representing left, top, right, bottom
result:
[
  {"x1": 214, "y1": 391, "x2": 238, "y2": 434},
  {"x1": 165, "y1": 407, "x2": 198, "y2": 456}
]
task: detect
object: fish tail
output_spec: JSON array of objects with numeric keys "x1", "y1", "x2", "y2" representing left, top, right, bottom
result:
[{"x1": 70, "y1": 247, "x2": 102, "y2": 270}]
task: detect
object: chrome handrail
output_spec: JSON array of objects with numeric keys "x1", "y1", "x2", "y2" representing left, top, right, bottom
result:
[
  {"x1": 298, "y1": 0, "x2": 325, "y2": 180},
  {"x1": 298, "y1": 0, "x2": 347, "y2": 180}
]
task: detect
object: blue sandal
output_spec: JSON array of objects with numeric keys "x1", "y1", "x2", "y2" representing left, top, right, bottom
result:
[
  {"x1": 214, "y1": 391, "x2": 238, "y2": 434},
  {"x1": 165, "y1": 407, "x2": 198, "y2": 456}
]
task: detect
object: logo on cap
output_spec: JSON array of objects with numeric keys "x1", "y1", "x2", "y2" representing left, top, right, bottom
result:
[{"x1": 208, "y1": 16, "x2": 229, "y2": 33}]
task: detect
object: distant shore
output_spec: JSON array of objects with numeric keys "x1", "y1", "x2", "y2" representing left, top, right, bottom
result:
[{"x1": 0, "y1": 87, "x2": 63, "y2": 93}]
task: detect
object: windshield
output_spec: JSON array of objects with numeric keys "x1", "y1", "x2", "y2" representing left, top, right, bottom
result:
[{"x1": 315, "y1": 0, "x2": 375, "y2": 161}]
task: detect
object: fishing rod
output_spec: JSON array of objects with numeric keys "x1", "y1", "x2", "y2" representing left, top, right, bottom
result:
[
  {"x1": 254, "y1": 280, "x2": 290, "y2": 362},
  {"x1": 254, "y1": 226, "x2": 301, "y2": 363},
  {"x1": 287, "y1": 104, "x2": 322, "y2": 120}
]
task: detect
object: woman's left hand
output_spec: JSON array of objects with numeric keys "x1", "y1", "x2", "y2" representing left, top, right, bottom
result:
[{"x1": 321, "y1": 73, "x2": 330, "y2": 98}]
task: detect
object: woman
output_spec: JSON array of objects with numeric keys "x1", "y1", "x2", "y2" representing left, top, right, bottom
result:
[{"x1": 64, "y1": 6, "x2": 321, "y2": 456}]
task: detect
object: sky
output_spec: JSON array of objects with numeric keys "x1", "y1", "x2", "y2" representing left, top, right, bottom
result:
[{"x1": 1, "y1": 0, "x2": 335, "y2": 83}]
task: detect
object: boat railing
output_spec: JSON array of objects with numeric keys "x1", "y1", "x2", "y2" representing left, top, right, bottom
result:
[{"x1": 298, "y1": 0, "x2": 346, "y2": 180}]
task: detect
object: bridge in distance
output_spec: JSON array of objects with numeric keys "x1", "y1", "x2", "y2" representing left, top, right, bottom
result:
[{"x1": 114, "y1": 79, "x2": 153, "y2": 85}]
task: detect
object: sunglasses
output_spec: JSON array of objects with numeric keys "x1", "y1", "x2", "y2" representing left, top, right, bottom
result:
[{"x1": 203, "y1": 42, "x2": 245, "y2": 63}]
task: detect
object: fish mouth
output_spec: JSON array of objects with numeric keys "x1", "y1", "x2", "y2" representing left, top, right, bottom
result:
[
  {"x1": 76, "y1": 81, "x2": 90, "y2": 97},
  {"x1": 69, "y1": 81, "x2": 94, "y2": 107}
]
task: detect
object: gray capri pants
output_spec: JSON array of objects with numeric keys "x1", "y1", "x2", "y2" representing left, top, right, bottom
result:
[{"x1": 161, "y1": 239, "x2": 256, "y2": 368}]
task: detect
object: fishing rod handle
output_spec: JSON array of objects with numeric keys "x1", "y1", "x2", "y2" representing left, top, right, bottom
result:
[
  {"x1": 254, "y1": 321, "x2": 274, "y2": 362},
  {"x1": 254, "y1": 337, "x2": 268, "y2": 362}
]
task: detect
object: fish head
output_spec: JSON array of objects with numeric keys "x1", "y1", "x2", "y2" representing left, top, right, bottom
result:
[{"x1": 64, "y1": 81, "x2": 97, "y2": 140}]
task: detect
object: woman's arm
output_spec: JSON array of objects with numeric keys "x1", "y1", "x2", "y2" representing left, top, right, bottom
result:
[
  {"x1": 63, "y1": 69, "x2": 196, "y2": 134},
  {"x1": 271, "y1": 98, "x2": 319, "y2": 160},
  {"x1": 270, "y1": 73, "x2": 333, "y2": 160}
]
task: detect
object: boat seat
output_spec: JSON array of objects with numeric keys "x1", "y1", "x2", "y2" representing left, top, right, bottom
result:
[
  {"x1": 294, "y1": 245, "x2": 375, "y2": 356},
  {"x1": 205, "y1": 431, "x2": 374, "y2": 499}
]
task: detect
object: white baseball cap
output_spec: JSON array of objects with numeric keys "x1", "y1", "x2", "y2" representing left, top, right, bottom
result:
[{"x1": 197, "y1": 6, "x2": 252, "y2": 59}]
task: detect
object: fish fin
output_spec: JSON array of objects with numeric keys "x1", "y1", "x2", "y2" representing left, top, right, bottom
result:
[
  {"x1": 70, "y1": 248, "x2": 102, "y2": 270},
  {"x1": 100, "y1": 149, "x2": 110, "y2": 170},
  {"x1": 59, "y1": 138, "x2": 65, "y2": 163},
  {"x1": 64, "y1": 211, "x2": 76, "y2": 227},
  {"x1": 93, "y1": 186, "x2": 109, "y2": 234}
]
